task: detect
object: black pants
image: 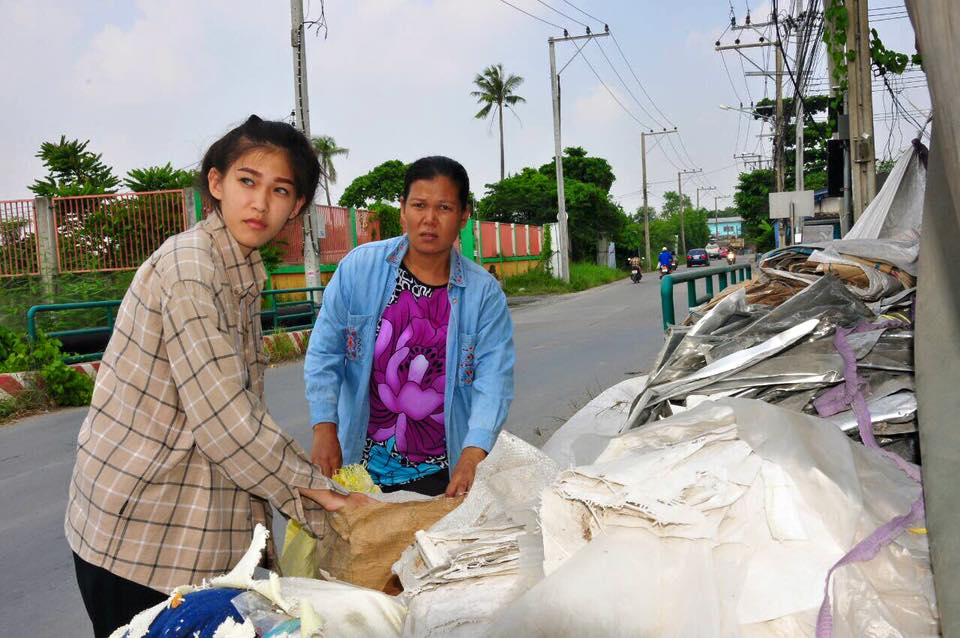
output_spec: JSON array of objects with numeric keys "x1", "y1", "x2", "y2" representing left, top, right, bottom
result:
[
  {"x1": 380, "y1": 471, "x2": 448, "y2": 496},
  {"x1": 73, "y1": 553, "x2": 167, "y2": 638}
]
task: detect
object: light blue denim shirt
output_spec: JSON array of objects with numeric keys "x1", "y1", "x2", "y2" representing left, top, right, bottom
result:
[{"x1": 304, "y1": 235, "x2": 515, "y2": 474}]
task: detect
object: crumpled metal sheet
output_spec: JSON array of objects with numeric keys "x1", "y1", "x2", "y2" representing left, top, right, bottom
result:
[
  {"x1": 625, "y1": 318, "x2": 820, "y2": 430},
  {"x1": 828, "y1": 391, "x2": 918, "y2": 433}
]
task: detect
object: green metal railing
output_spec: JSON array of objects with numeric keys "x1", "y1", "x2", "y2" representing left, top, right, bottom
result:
[
  {"x1": 260, "y1": 286, "x2": 324, "y2": 333},
  {"x1": 27, "y1": 300, "x2": 122, "y2": 363},
  {"x1": 660, "y1": 263, "x2": 752, "y2": 330},
  {"x1": 27, "y1": 286, "x2": 324, "y2": 364}
]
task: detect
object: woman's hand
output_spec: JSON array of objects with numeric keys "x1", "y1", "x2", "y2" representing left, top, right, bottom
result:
[
  {"x1": 445, "y1": 447, "x2": 488, "y2": 497},
  {"x1": 300, "y1": 488, "x2": 374, "y2": 512},
  {"x1": 310, "y1": 422, "x2": 342, "y2": 478}
]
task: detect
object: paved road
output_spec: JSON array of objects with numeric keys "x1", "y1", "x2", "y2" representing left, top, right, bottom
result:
[{"x1": 0, "y1": 270, "x2": 689, "y2": 636}]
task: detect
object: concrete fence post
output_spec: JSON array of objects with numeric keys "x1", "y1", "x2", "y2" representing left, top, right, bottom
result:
[
  {"x1": 34, "y1": 197, "x2": 57, "y2": 300},
  {"x1": 183, "y1": 187, "x2": 202, "y2": 227}
]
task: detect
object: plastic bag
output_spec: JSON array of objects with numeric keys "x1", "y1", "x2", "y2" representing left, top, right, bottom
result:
[{"x1": 491, "y1": 398, "x2": 937, "y2": 637}]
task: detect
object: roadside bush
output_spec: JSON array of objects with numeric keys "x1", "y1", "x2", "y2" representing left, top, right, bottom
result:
[
  {"x1": 0, "y1": 326, "x2": 62, "y2": 373},
  {"x1": 0, "y1": 325, "x2": 94, "y2": 420},
  {"x1": 39, "y1": 360, "x2": 94, "y2": 406}
]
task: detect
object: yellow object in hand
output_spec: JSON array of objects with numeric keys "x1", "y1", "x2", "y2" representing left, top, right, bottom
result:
[{"x1": 332, "y1": 464, "x2": 382, "y2": 494}]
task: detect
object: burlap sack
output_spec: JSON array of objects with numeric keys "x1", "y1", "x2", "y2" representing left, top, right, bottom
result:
[{"x1": 313, "y1": 496, "x2": 463, "y2": 592}]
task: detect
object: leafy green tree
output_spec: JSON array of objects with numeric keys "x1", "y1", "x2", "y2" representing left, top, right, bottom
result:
[
  {"x1": 338, "y1": 160, "x2": 407, "y2": 209},
  {"x1": 368, "y1": 202, "x2": 403, "y2": 239},
  {"x1": 475, "y1": 168, "x2": 556, "y2": 225},
  {"x1": 471, "y1": 63, "x2": 526, "y2": 181},
  {"x1": 30, "y1": 136, "x2": 120, "y2": 197},
  {"x1": 538, "y1": 147, "x2": 616, "y2": 193},
  {"x1": 734, "y1": 168, "x2": 776, "y2": 251},
  {"x1": 754, "y1": 95, "x2": 830, "y2": 190},
  {"x1": 124, "y1": 163, "x2": 197, "y2": 192},
  {"x1": 311, "y1": 135, "x2": 349, "y2": 206},
  {"x1": 659, "y1": 191, "x2": 693, "y2": 219}
]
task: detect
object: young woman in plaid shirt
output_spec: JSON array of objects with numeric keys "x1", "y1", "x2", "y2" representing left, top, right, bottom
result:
[{"x1": 65, "y1": 116, "x2": 369, "y2": 637}]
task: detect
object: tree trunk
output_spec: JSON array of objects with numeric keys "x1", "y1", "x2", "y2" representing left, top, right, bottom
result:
[
  {"x1": 324, "y1": 170, "x2": 332, "y2": 207},
  {"x1": 498, "y1": 98, "x2": 505, "y2": 182}
]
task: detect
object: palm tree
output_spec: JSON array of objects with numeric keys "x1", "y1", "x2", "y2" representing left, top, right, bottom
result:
[
  {"x1": 311, "y1": 135, "x2": 349, "y2": 206},
  {"x1": 471, "y1": 64, "x2": 526, "y2": 181}
]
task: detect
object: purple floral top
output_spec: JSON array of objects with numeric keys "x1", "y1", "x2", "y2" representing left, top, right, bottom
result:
[{"x1": 363, "y1": 264, "x2": 449, "y2": 485}]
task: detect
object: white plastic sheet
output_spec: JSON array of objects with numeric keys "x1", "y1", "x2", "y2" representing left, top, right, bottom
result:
[{"x1": 489, "y1": 399, "x2": 937, "y2": 638}]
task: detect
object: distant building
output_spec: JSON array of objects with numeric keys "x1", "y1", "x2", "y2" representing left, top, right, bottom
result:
[{"x1": 707, "y1": 216, "x2": 743, "y2": 239}]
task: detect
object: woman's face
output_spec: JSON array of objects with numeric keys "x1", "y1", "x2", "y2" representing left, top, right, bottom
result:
[
  {"x1": 400, "y1": 176, "x2": 469, "y2": 258},
  {"x1": 207, "y1": 147, "x2": 304, "y2": 257}
]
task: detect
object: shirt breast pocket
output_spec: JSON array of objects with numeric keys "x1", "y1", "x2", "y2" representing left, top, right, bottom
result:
[
  {"x1": 345, "y1": 313, "x2": 372, "y2": 362},
  {"x1": 457, "y1": 333, "x2": 477, "y2": 386}
]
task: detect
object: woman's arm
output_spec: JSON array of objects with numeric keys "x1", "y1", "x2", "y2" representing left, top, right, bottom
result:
[{"x1": 162, "y1": 279, "x2": 347, "y2": 527}]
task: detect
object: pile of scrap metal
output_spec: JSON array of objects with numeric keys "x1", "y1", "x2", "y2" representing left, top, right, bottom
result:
[{"x1": 633, "y1": 141, "x2": 928, "y2": 463}]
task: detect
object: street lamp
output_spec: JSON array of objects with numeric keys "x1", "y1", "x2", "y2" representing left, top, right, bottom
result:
[{"x1": 719, "y1": 104, "x2": 773, "y2": 122}]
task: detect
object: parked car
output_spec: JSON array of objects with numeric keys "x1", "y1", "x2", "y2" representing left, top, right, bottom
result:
[
  {"x1": 686, "y1": 248, "x2": 710, "y2": 267},
  {"x1": 705, "y1": 243, "x2": 721, "y2": 259}
]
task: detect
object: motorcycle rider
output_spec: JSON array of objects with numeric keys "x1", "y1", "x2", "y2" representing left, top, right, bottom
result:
[{"x1": 658, "y1": 246, "x2": 672, "y2": 271}]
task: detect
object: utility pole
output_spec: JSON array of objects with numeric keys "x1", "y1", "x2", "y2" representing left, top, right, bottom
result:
[
  {"x1": 714, "y1": 24, "x2": 785, "y2": 240},
  {"x1": 549, "y1": 29, "x2": 609, "y2": 282},
  {"x1": 641, "y1": 128, "x2": 677, "y2": 269},
  {"x1": 845, "y1": 0, "x2": 877, "y2": 220},
  {"x1": 714, "y1": 194, "x2": 732, "y2": 241},
  {"x1": 774, "y1": 45, "x2": 786, "y2": 194},
  {"x1": 677, "y1": 168, "x2": 702, "y2": 255},
  {"x1": 696, "y1": 186, "x2": 716, "y2": 210},
  {"x1": 290, "y1": 0, "x2": 323, "y2": 295}
]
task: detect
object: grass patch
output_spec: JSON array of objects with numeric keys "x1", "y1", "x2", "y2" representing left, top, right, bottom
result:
[
  {"x1": 568, "y1": 262, "x2": 628, "y2": 291},
  {"x1": 502, "y1": 262, "x2": 626, "y2": 296},
  {"x1": 0, "y1": 387, "x2": 54, "y2": 425},
  {"x1": 264, "y1": 330, "x2": 300, "y2": 364}
]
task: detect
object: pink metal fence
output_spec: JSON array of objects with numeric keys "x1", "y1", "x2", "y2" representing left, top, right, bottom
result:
[
  {"x1": 274, "y1": 215, "x2": 306, "y2": 264},
  {"x1": 270, "y1": 206, "x2": 380, "y2": 266},
  {"x1": 53, "y1": 190, "x2": 188, "y2": 273},
  {"x1": 355, "y1": 209, "x2": 381, "y2": 245},
  {"x1": 515, "y1": 225, "x2": 528, "y2": 256},
  {"x1": 0, "y1": 199, "x2": 40, "y2": 277},
  {"x1": 530, "y1": 226, "x2": 541, "y2": 254},
  {"x1": 319, "y1": 206, "x2": 353, "y2": 264}
]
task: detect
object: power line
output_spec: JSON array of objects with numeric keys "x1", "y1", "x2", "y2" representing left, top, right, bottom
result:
[
  {"x1": 496, "y1": 0, "x2": 565, "y2": 30},
  {"x1": 578, "y1": 45, "x2": 656, "y2": 129},
  {"x1": 558, "y1": 0, "x2": 605, "y2": 25},
  {"x1": 609, "y1": 33, "x2": 675, "y2": 128},
  {"x1": 533, "y1": 0, "x2": 589, "y2": 29},
  {"x1": 594, "y1": 39, "x2": 666, "y2": 129}
]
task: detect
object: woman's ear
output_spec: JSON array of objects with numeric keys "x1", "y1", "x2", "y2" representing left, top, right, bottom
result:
[
  {"x1": 290, "y1": 196, "x2": 306, "y2": 220},
  {"x1": 460, "y1": 206, "x2": 472, "y2": 230},
  {"x1": 207, "y1": 167, "x2": 224, "y2": 200}
]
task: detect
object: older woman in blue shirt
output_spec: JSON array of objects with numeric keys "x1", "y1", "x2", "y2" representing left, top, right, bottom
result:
[{"x1": 305, "y1": 156, "x2": 515, "y2": 497}]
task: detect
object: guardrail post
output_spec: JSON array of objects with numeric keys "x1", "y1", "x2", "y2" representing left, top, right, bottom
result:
[
  {"x1": 686, "y1": 280, "x2": 698, "y2": 308},
  {"x1": 660, "y1": 274, "x2": 675, "y2": 330},
  {"x1": 34, "y1": 197, "x2": 58, "y2": 301},
  {"x1": 349, "y1": 207, "x2": 359, "y2": 248},
  {"x1": 718, "y1": 271, "x2": 729, "y2": 291},
  {"x1": 705, "y1": 275, "x2": 714, "y2": 298}
]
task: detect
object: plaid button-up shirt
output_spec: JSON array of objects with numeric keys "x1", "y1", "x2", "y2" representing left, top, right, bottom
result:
[{"x1": 65, "y1": 213, "x2": 337, "y2": 593}]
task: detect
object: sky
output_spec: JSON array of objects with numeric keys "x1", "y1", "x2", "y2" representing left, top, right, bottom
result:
[{"x1": 0, "y1": 0, "x2": 928, "y2": 213}]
